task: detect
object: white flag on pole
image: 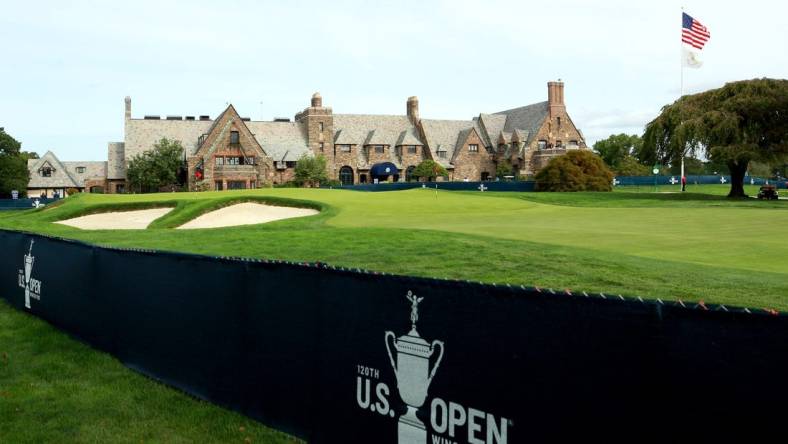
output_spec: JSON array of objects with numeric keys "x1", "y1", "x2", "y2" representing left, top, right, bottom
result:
[{"x1": 682, "y1": 46, "x2": 703, "y2": 69}]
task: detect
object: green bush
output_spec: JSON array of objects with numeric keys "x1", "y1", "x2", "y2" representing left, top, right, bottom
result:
[{"x1": 535, "y1": 150, "x2": 614, "y2": 192}]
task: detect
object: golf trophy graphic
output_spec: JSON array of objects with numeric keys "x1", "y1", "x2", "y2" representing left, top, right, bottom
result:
[
  {"x1": 385, "y1": 291, "x2": 444, "y2": 444},
  {"x1": 22, "y1": 240, "x2": 35, "y2": 309}
]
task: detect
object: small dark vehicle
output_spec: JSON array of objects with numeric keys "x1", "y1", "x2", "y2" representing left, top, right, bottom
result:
[{"x1": 757, "y1": 185, "x2": 779, "y2": 200}]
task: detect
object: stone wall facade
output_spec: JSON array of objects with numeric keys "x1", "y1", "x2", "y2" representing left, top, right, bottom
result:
[
  {"x1": 100, "y1": 81, "x2": 588, "y2": 192},
  {"x1": 452, "y1": 129, "x2": 497, "y2": 181}
]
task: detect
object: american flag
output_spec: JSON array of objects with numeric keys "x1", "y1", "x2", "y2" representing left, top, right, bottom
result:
[{"x1": 682, "y1": 12, "x2": 710, "y2": 50}]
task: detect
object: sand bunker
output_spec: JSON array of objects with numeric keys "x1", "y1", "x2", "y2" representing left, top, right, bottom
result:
[
  {"x1": 56, "y1": 208, "x2": 173, "y2": 230},
  {"x1": 177, "y1": 203, "x2": 318, "y2": 229}
]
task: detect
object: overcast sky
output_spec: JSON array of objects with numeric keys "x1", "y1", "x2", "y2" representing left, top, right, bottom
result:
[{"x1": 1, "y1": 0, "x2": 786, "y2": 160}]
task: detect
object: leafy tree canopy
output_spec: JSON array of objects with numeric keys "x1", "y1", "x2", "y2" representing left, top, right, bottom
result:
[
  {"x1": 496, "y1": 159, "x2": 514, "y2": 179},
  {"x1": 127, "y1": 138, "x2": 184, "y2": 193},
  {"x1": 593, "y1": 134, "x2": 645, "y2": 169},
  {"x1": 668, "y1": 156, "x2": 705, "y2": 175},
  {"x1": 412, "y1": 160, "x2": 448, "y2": 181},
  {"x1": 0, "y1": 129, "x2": 30, "y2": 197},
  {"x1": 535, "y1": 150, "x2": 614, "y2": 192},
  {"x1": 643, "y1": 78, "x2": 788, "y2": 197},
  {"x1": 294, "y1": 154, "x2": 328, "y2": 187},
  {"x1": 616, "y1": 155, "x2": 651, "y2": 176}
]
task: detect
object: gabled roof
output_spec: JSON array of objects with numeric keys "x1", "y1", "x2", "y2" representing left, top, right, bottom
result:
[
  {"x1": 420, "y1": 119, "x2": 480, "y2": 168},
  {"x1": 333, "y1": 129, "x2": 356, "y2": 145},
  {"x1": 492, "y1": 101, "x2": 549, "y2": 145},
  {"x1": 198, "y1": 104, "x2": 267, "y2": 160},
  {"x1": 364, "y1": 129, "x2": 389, "y2": 146},
  {"x1": 396, "y1": 128, "x2": 422, "y2": 146},
  {"x1": 27, "y1": 151, "x2": 79, "y2": 188},
  {"x1": 451, "y1": 128, "x2": 475, "y2": 163},
  {"x1": 478, "y1": 113, "x2": 507, "y2": 147}
]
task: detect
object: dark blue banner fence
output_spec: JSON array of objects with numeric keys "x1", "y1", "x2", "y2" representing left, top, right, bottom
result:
[
  {"x1": 2, "y1": 229, "x2": 788, "y2": 442},
  {"x1": 323, "y1": 181, "x2": 536, "y2": 192},
  {"x1": 0, "y1": 198, "x2": 59, "y2": 210},
  {"x1": 615, "y1": 174, "x2": 788, "y2": 188}
]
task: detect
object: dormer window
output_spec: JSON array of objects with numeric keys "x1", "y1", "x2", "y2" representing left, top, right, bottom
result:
[
  {"x1": 230, "y1": 131, "x2": 240, "y2": 144},
  {"x1": 41, "y1": 167, "x2": 52, "y2": 177},
  {"x1": 76, "y1": 166, "x2": 86, "y2": 174},
  {"x1": 468, "y1": 144, "x2": 478, "y2": 152},
  {"x1": 438, "y1": 151, "x2": 447, "y2": 159}
]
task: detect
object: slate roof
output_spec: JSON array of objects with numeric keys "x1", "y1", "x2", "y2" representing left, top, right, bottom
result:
[
  {"x1": 248, "y1": 121, "x2": 311, "y2": 162},
  {"x1": 420, "y1": 119, "x2": 480, "y2": 168},
  {"x1": 63, "y1": 161, "x2": 107, "y2": 183},
  {"x1": 491, "y1": 101, "x2": 549, "y2": 145},
  {"x1": 396, "y1": 128, "x2": 422, "y2": 146},
  {"x1": 477, "y1": 113, "x2": 507, "y2": 147},
  {"x1": 27, "y1": 149, "x2": 110, "y2": 190}
]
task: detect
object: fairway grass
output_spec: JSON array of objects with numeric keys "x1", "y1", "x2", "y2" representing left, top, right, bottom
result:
[{"x1": 2, "y1": 186, "x2": 787, "y2": 308}]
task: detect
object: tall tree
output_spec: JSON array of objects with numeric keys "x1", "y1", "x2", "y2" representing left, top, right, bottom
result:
[
  {"x1": 593, "y1": 134, "x2": 644, "y2": 169},
  {"x1": 0, "y1": 129, "x2": 30, "y2": 197},
  {"x1": 643, "y1": 78, "x2": 788, "y2": 197},
  {"x1": 294, "y1": 154, "x2": 328, "y2": 187},
  {"x1": 412, "y1": 160, "x2": 448, "y2": 181},
  {"x1": 127, "y1": 138, "x2": 184, "y2": 193}
]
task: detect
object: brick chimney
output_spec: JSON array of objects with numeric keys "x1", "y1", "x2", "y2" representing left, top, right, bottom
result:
[
  {"x1": 547, "y1": 80, "x2": 565, "y2": 119},
  {"x1": 407, "y1": 96, "x2": 419, "y2": 125},
  {"x1": 125, "y1": 96, "x2": 131, "y2": 120}
]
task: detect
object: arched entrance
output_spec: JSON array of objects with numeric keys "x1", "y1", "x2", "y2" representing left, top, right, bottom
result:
[
  {"x1": 359, "y1": 174, "x2": 367, "y2": 184},
  {"x1": 405, "y1": 165, "x2": 416, "y2": 182},
  {"x1": 339, "y1": 166, "x2": 354, "y2": 185},
  {"x1": 481, "y1": 171, "x2": 490, "y2": 181}
]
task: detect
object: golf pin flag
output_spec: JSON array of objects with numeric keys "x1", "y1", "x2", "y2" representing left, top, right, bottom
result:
[{"x1": 682, "y1": 12, "x2": 711, "y2": 69}]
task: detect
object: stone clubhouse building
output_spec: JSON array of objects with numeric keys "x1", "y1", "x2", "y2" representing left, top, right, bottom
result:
[{"x1": 28, "y1": 81, "x2": 587, "y2": 193}]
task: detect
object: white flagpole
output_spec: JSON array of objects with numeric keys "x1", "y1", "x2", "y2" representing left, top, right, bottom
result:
[{"x1": 680, "y1": 7, "x2": 686, "y2": 191}]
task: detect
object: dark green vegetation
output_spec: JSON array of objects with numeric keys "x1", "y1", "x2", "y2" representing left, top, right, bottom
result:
[
  {"x1": 0, "y1": 128, "x2": 35, "y2": 198},
  {"x1": 592, "y1": 133, "x2": 649, "y2": 175},
  {"x1": 293, "y1": 153, "x2": 329, "y2": 186},
  {"x1": 412, "y1": 159, "x2": 448, "y2": 181},
  {"x1": 126, "y1": 138, "x2": 185, "y2": 193},
  {"x1": 643, "y1": 78, "x2": 788, "y2": 197},
  {"x1": 535, "y1": 150, "x2": 614, "y2": 191}
]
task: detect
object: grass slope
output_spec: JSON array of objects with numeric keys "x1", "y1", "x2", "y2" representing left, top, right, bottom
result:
[{"x1": 2, "y1": 186, "x2": 787, "y2": 308}]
